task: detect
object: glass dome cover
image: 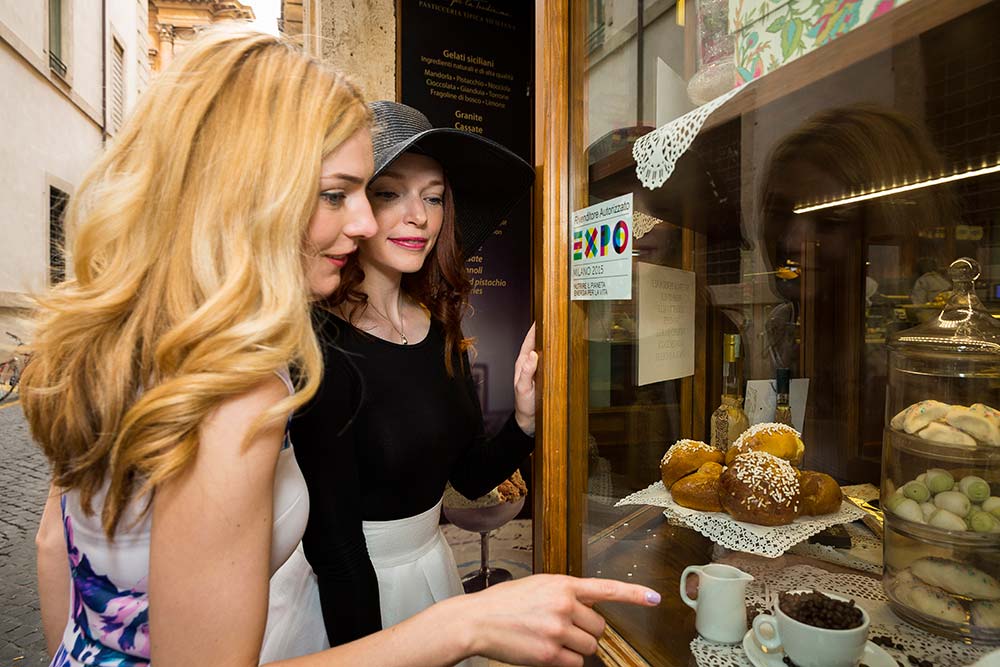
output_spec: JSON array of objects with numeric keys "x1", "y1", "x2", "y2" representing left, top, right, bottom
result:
[
  {"x1": 880, "y1": 258, "x2": 1000, "y2": 645},
  {"x1": 889, "y1": 257, "x2": 1000, "y2": 355}
]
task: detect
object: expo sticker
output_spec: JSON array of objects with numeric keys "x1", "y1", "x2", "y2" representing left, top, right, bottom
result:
[{"x1": 570, "y1": 193, "x2": 632, "y2": 300}]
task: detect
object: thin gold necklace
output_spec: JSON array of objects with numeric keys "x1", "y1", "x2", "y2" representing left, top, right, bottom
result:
[{"x1": 366, "y1": 296, "x2": 408, "y2": 345}]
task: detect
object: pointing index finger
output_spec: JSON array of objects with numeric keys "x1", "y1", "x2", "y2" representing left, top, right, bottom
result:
[{"x1": 574, "y1": 578, "x2": 662, "y2": 608}]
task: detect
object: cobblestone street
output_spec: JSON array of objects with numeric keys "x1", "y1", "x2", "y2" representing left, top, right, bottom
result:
[{"x1": 0, "y1": 401, "x2": 49, "y2": 665}]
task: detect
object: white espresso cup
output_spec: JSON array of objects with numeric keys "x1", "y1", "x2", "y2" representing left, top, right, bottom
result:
[{"x1": 752, "y1": 590, "x2": 870, "y2": 667}]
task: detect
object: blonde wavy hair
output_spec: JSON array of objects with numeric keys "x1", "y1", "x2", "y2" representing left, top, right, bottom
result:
[{"x1": 20, "y1": 25, "x2": 369, "y2": 538}]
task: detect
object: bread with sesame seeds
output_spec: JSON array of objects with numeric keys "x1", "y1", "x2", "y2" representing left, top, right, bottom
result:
[
  {"x1": 725, "y1": 422, "x2": 805, "y2": 467},
  {"x1": 660, "y1": 439, "x2": 724, "y2": 488},
  {"x1": 719, "y1": 451, "x2": 801, "y2": 525}
]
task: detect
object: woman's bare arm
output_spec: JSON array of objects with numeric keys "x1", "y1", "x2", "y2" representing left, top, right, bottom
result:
[
  {"x1": 149, "y1": 377, "x2": 286, "y2": 666},
  {"x1": 148, "y1": 376, "x2": 660, "y2": 667},
  {"x1": 270, "y1": 574, "x2": 661, "y2": 667},
  {"x1": 36, "y1": 484, "x2": 70, "y2": 658}
]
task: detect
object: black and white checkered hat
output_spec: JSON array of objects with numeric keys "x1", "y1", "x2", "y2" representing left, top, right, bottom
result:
[{"x1": 368, "y1": 101, "x2": 534, "y2": 258}]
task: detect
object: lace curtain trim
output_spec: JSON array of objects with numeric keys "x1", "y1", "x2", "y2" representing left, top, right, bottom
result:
[{"x1": 632, "y1": 85, "x2": 744, "y2": 191}]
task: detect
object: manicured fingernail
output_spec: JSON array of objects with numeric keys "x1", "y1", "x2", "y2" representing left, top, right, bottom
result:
[{"x1": 646, "y1": 591, "x2": 661, "y2": 605}]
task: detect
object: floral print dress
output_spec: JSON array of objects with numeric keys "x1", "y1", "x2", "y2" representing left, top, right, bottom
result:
[
  {"x1": 50, "y1": 370, "x2": 315, "y2": 666},
  {"x1": 51, "y1": 492, "x2": 152, "y2": 667}
]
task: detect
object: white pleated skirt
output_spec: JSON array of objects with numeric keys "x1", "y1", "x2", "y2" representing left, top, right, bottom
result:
[{"x1": 364, "y1": 498, "x2": 485, "y2": 667}]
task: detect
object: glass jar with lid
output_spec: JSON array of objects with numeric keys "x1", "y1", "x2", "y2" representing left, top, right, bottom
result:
[{"x1": 882, "y1": 257, "x2": 1000, "y2": 644}]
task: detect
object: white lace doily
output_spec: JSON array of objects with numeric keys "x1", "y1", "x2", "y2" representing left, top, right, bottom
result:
[
  {"x1": 689, "y1": 564, "x2": 989, "y2": 667},
  {"x1": 690, "y1": 638, "x2": 757, "y2": 667},
  {"x1": 746, "y1": 564, "x2": 888, "y2": 604},
  {"x1": 615, "y1": 481, "x2": 865, "y2": 558},
  {"x1": 632, "y1": 85, "x2": 744, "y2": 190}
]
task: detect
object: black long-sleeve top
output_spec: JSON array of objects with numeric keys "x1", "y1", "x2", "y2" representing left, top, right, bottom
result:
[{"x1": 290, "y1": 313, "x2": 535, "y2": 646}]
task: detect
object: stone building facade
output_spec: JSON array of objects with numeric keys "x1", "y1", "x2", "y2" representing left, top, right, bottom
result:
[
  {"x1": 147, "y1": 0, "x2": 254, "y2": 72},
  {"x1": 0, "y1": 0, "x2": 148, "y2": 339}
]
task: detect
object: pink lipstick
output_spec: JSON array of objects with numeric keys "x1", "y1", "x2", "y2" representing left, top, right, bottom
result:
[{"x1": 389, "y1": 237, "x2": 428, "y2": 250}]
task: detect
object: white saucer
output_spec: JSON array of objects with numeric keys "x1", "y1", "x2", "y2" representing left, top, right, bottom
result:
[{"x1": 741, "y1": 629, "x2": 896, "y2": 667}]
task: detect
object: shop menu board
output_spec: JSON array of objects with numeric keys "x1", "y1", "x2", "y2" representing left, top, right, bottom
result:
[{"x1": 399, "y1": 0, "x2": 533, "y2": 433}]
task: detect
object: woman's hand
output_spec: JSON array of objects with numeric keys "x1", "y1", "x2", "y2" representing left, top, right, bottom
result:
[
  {"x1": 322, "y1": 574, "x2": 660, "y2": 667},
  {"x1": 513, "y1": 322, "x2": 537, "y2": 435},
  {"x1": 462, "y1": 574, "x2": 661, "y2": 667}
]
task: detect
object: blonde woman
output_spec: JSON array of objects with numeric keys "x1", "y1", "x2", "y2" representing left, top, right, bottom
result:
[{"x1": 24, "y1": 26, "x2": 660, "y2": 667}]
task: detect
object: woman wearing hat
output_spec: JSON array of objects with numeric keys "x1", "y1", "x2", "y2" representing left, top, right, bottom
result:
[{"x1": 290, "y1": 101, "x2": 537, "y2": 657}]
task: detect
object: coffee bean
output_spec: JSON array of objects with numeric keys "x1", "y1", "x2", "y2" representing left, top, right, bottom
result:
[{"x1": 779, "y1": 591, "x2": 864, "y2": 630}]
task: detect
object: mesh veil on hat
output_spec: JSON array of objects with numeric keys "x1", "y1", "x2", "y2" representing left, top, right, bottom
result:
[{"x1": 368, "y1": 101, "x2": 535, "y2": 258}]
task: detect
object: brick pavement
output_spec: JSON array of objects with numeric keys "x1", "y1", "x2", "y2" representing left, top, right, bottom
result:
[{"x1": 0, "y1": 401, "x2": 50, "y2": 665}]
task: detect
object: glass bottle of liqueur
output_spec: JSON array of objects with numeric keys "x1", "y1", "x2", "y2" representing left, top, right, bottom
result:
[
  {"x1": 710, "y1": 333, "x2": 750, "y2": 453},
  {"x1": 774, "y1": 368, "x2": 793, "y2": 427}
]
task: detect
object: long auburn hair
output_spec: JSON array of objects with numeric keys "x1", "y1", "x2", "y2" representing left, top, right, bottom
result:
[
  {"x1": 20, "y1": 25, "x2": 369, "y2": 538},
  {"x1": 326, "y1": 172, "x2": 473, "y2": 375}
]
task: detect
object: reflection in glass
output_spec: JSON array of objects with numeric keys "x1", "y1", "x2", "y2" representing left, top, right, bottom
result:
[{"x1": 756, "y1": 105, "x2": 963, "y2": 474}]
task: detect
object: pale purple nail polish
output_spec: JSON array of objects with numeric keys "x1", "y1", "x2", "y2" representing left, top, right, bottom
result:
[{"x1": 646, "y1": 591, "x2": 661, "y2": 605}]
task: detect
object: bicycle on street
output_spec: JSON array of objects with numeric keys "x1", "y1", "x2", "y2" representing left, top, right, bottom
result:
[{"x1": 0, "y1": 331, "x2": 28, "y2": 403}]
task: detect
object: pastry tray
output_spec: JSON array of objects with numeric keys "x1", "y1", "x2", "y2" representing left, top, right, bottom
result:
[{"x1": 615, "y1": 481, "x2": 867, "y2": 558}]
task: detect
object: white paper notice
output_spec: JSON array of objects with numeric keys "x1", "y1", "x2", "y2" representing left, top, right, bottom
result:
[
  {"x1": 745, "y1": 378, "x2": 810, "y2": 432},
  {"x1": 636, "y1": 263, "x2": 695, "y2": 385},
  {"x1": 571, "y1": 193, "x2": 633, "y2": 300}
]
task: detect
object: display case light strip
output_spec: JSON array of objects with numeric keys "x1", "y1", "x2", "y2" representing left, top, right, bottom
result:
[{"x1": 793, "y1": 160, "x2": 1000, "y2": 215}]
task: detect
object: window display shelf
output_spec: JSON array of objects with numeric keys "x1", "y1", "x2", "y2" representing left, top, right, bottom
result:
[{"x1": 587, "y1": 0, "x2": 992, "y2": 187}]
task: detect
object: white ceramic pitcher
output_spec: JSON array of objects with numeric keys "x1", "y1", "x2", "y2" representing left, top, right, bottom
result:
[{"x1": 680, "y1": 563, "x2": 754, "y2": 644}]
